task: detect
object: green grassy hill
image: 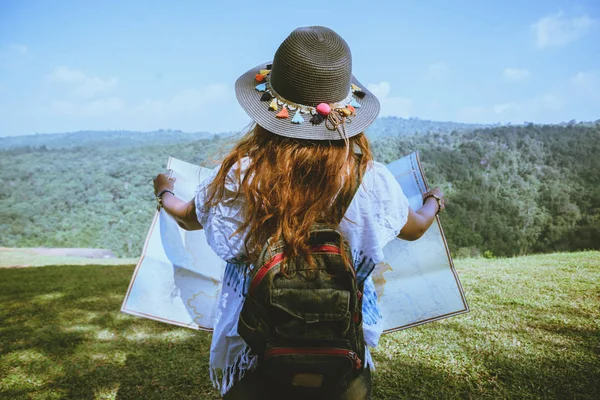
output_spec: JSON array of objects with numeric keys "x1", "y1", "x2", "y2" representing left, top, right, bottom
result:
[
  {"x1": 2, "y1": 122, "x2": 599, "y2": 259},
  {"x1": 1, "y1": 251, "x2": 598, "y2": 399}
]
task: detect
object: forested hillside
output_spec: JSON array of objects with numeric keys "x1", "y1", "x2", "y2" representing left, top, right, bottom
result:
[
  {"x1": 372, "y1": 122, "x2": 600, "y2": 256},
  {"x1": 1, "y1": 121, "x2": 598, "y2": 257}
]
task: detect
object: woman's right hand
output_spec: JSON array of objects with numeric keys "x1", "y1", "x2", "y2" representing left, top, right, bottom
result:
[
  {"x1": 153, "y1": 173, "x2": 176, "y2": 197},
  {"x1": 423, "y1": 187, "x2": 446, "y2": 213}
]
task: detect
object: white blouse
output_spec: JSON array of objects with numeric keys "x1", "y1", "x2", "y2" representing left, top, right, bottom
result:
[{"x1": 194, "y1": 157, "x2": 409, "y2": 394}]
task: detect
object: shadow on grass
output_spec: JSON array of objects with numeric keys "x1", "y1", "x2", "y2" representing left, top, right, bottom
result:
[
  {"x1": 371, "y1": 252, "x2": 600, "y2": 399},
  {"x1": 0, "y1": 264, "x2": 220, "y2": 399},
  {"x1": 394, "y1": 298, "x2": 600, "y2": 397}
]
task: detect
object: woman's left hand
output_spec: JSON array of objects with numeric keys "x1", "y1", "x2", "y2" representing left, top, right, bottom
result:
[{"x1": 153, "y1": 173, "x2": 176, "y2": 196}]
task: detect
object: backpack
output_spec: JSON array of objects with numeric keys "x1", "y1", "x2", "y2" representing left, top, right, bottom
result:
[{"x1": 237, "y1": 181, "x2": 365, "y2": 394}]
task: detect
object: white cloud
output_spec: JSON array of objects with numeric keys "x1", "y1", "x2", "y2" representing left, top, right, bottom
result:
[
  {"x1": 457, "y1": 67, "x2": 600, "y2": 124},
  {"x1": 52, "y1": 97, "x2": 125, "y2": 117},
  {"x1": 46, "y1": 82, "x2": 248, "y2": 133},
  {"x1": 72, "y1": 76, "x2": 118, "y2": 98},
  {"x1": 570, "y1": 70, "x2": 598, "y2": 86},
  {"x1": 366, "y1": 81, "x2": 413, "y2": 117},
  {"x1": 503, "y1": 68, "x2": 531, "y2": 82},
  {"x1": 0, "y1": 44, "x2": 30, "y2": 67},
  {"x1": 132, "y1": 85, "x2": 229, "y2": 116},
  {"x1": 493, "y1": 103, "x2": 511, "y2": 114},
  {"x1": 457, "y1": 106, "x2": 487, "y2": 122},
  {"x1": 425, "y1": 62, "x2": 450, "y2": 80},
  {"x1": 458, "y1": 94, "x2": 568, "y2": 124},
  {"x1": 531, "y1": 12, "x2": 598, "y2": 48},
  {"x1": 48, "y1": 66, "x2": 87, "y2": 84},
  {"x1": 48, "y1": 66, "x2": 118, "y2": 98},
  {"x1": 124, "y1": 84, "x2": 248, "y2": 132},
  {"x1": 9, "y1": 44, "x2": 28, "y2": 55},
  {"x1": 366, "y1": 81, "x2": 390, "y2": 99}
]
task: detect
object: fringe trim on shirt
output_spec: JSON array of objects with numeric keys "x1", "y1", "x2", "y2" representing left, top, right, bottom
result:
[{"x1": 210, "y1": 344, "x2": 258, "y2": 395}]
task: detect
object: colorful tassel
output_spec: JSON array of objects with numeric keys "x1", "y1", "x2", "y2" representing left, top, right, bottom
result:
[
  {"x1": 255, "y1": 83, "x2": 267, "y2": 92},
  {"x1": 310, "y1": 113, "x2": 325, "y2": 125},
  {"x1": 260, "y1": 92, "x2": 273, "y2": 101},
  {"x1": 259, "y1": 69, "x2": 271, "y2": 76},
  {"x1": 291, "y1": 110, "x2": 304, "y2": 124},
  {"x1": 340, "y1": 108, "x2": 352, "y2": 117},
  {"x1": 351, "y1": 84, "x2": 362, "y2": 92},
  {"x1": 276, "y1": 106, "x2": 289, "y2": 119},
  {"x1": 255, "y1": 73, "x2": 265, "y2": 83},
  {"x1": 354, "y1": 90, "x2": 366, "y2": 99},
  {"x1": 349, "y1": 98, "x2": 362, "y2": 108},
  {"x1": 269, "y1": 98, "x2": 278, "y2": 111},
  {"x1": 347, "y1": 105, "x2": 356, "y2": 113}
]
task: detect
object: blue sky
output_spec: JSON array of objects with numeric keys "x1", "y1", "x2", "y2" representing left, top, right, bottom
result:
[{"x1": 0, "y1": 0, "x2": 598, "y2": 136}]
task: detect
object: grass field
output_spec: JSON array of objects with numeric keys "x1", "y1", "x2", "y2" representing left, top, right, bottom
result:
[{"x1": 1, "y1": 252, "x2": 598, "y2": 399}]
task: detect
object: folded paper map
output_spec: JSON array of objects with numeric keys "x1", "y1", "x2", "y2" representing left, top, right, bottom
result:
[{"x1": 121, "y1": 153, "x2": 469, "y2": 333}]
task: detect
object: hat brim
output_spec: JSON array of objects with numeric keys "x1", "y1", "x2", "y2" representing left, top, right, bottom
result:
[{"x1": 235, "y1": 62, "x2": 380, "y2": 140}]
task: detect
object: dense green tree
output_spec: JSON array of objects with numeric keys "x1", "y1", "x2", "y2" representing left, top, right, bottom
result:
[{"x1": 1, "y1": 121, "x2": 598, "y2": 257}]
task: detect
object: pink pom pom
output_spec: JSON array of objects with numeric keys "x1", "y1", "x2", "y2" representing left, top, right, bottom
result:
[{"x1": 316, "y1": 103, "x2": 331, "y2": 116}]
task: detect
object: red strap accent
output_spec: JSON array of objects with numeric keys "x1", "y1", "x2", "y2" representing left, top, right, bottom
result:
[
  {"x1": 310, "y1": 244, "x2": 341, "y2": 253},
  {"x1": 250, "y1": 244, "x2": 356, "y2": 295},
  {"x1": 250, "y1": 252, "x2": 284, "y2": 294}
]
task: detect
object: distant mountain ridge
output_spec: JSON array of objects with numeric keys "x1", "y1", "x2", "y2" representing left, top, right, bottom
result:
[
  {"x1": 366, "y1": 117, "x2": 493, "y2": 139},
  {"x1": 365, "y1": 117, "x2": 598, "y2": 139},
  {"x1": 1, "y1": 117, "x2": 491, "y2": 149},
  {"x1": 0, "y1": 129, "x2": 222, "y2": 150},
  {"x1": 2, "y1": 117, "x2": 597, "y2": 150}
]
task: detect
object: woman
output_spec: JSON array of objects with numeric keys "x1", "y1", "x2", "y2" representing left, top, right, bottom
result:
[{"x1": 153, "y1": 26, "x2": 445, "y2": 399}]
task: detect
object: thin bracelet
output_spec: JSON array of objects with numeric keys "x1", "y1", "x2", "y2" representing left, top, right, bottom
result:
[
  {"x1": 156, "y1": 189, "x2": 175, "y2": 209},
  {"x1": 423, "y1": 193, "x2": 442, "y2": 215}
]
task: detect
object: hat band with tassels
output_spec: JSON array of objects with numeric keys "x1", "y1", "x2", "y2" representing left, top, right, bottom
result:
[{"x1": 253, "y1": 63, "x2": 366, "y2": 134}]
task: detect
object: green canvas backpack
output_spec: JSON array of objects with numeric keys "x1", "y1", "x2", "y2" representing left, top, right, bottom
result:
[{"x1": 238, "y1": 184, "x2": 365, "y2": 394}]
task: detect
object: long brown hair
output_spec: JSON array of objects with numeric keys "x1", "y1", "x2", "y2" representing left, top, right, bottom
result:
[{"x1": 204, "y1": 123, "x2": 373, "y2": 269}]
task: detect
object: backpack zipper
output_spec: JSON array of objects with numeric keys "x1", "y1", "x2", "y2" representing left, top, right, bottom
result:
[{"x1": 264, "y1": 347, "x2": 362, "y2": 370}]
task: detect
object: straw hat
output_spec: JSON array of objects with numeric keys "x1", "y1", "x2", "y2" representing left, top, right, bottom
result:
[{"x1": 235, "y1": 26, "x2": 380, "y2": 140}]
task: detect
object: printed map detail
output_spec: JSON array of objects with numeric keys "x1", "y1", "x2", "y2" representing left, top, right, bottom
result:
[
  {"x1": 121, "y1": 153, "x2": 469, "y2": 332},
  {"x1": 378, "y1": 153, "x2": 468, "y2": 332},
  {"x1": 121, "y1": 158, "x2": 226, "y2": 331}
]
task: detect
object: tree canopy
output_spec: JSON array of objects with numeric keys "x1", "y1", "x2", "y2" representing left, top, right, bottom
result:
[{"x1": 1, "y1": 120, "x2": 598, "y2": 258}]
